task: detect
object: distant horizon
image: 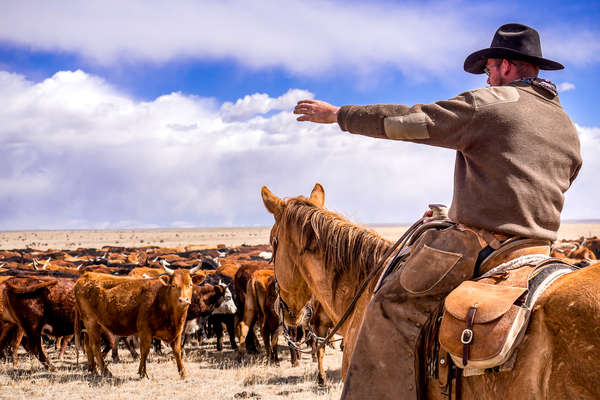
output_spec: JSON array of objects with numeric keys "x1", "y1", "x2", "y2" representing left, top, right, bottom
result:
[{"x1": 2, "y1": 219, "x2": 600, "y2": 233}]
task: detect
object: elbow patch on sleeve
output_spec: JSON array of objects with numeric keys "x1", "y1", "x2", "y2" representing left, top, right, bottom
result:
[{"x1": 383, "y1": 112, "x2": 430, "y2": 140}]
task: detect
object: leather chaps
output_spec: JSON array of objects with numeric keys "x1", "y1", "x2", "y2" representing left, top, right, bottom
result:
[{"x1": 341, "y1": 225, "x2": 484, "y2": 400}]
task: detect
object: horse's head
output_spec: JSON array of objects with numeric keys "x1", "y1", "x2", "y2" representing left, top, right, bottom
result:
[{"x1": 261, "y1": 183, "x2": 325, "y2": 326}]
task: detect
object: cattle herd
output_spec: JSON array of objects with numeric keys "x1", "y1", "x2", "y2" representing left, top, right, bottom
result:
[
  {"x1": 1, "y1": 235, "x2": 598, "y2": 387},
  {"x1": 0, "y1": 242, "x2": 331, "y2": 384}
]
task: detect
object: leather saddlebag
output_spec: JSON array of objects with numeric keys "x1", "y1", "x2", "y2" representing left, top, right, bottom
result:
[{"x1": 438, "y1": 280, "x2": 530, "y2": 370}]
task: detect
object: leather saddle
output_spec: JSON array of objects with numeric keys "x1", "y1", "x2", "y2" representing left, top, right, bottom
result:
[{"x1": 433, "y1": 256, "x2": 577, "y2": 379}]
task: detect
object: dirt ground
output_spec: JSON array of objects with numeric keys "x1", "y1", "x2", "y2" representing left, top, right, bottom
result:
[{"x1": 0, "y1": 337, "x2": 343, "y2": 400}]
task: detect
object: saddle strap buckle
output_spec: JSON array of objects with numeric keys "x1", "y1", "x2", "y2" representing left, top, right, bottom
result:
[
  {"x1": 462, "y1": 306, "x2": 477, "y2": 366},
  {"x1": 460, "y1": 329, "x2": 474, "y2": 345}
]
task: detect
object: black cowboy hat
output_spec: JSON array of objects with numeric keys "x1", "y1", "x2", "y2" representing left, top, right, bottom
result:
[{"x1": 464, "y1": 23, "x2": 564, "y2": 74}]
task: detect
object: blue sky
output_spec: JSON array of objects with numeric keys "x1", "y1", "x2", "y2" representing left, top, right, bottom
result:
[{"x1": 1, "y1": 0, "x2": 599, "y2": 230}]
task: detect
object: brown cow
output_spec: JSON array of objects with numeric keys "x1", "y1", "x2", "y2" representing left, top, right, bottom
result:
[
  {"x1": 128, "y1": 267, "x2": 163, "y2": 279},
  {"x1": 4, "y1": 275, "x2": 78, "y2": 370},
  {"x1": 216, "y1": 263, "x2": 241, "y2": 278},
  {"x1": 582, "y1": 237, "x2": 600, "y2": 258},
  {"x1": 567, "y1": 246, "x2": 596, "y2": 260},
  {"x1": 74, "y1": 266, "x2": 197, "y2": 378},
  {"x1": 187, "y1": 283, "x2": 226, "y2": 321},
  {"x1": 181, "y1": 283, "x2": 226, "y2": 349},
  {"x1": 112, "y1": 281, "x2": 225, "y2": 362},
  {"x1": 549, "y1": 246, "x2": 597, "y2": 268},
  {"x1": 191, "y1": 269, "x2": 216, "y2": 285},
  {"x1": 126, "y1": 250, "x2": 147, "y2": 265},
  {"x1": 0, "y1": 277, "x2": 25, "y2": 365},
  {"x1": 202, "y1": 273, "x2": 238, "y2": 352},
  {"x1": 233, "y1": 263, "x2": 267, "y2": 354},
  {"x1": 32, "y1": 257, "x2": 77, "y2": 273},
  {"x1": 238, "y1": 268, "x2": 295, "y2": 364},
  {"x1": 0, "y1": 322, "x2": 25, "y2": 362},
  {"x1": 262, "y1": 274, "x2": 303, "y2": 366}
]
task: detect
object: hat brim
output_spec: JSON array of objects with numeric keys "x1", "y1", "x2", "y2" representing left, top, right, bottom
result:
[{"x1": 464, "y1": 47, "x2": 564, "y2": 74}]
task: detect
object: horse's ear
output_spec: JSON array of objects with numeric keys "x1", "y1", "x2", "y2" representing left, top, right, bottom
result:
[
  {"x1": 309, "y1": 183, "x2": 325, "y2": 207},
  {"x1": 262, "y1": 186, "x2": 284, "y2": 217}
]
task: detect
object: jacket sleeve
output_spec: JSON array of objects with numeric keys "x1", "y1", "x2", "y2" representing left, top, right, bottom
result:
[{"x1": 337, "y1": 92, "x2": 477, "y2": 151}]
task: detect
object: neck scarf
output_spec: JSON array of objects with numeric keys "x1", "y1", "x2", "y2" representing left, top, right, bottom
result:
[{"x1": 518, "y1": 77, "x2": 558, "y2": 96}]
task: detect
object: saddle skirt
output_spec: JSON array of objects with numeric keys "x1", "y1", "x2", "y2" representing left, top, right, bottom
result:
[{"x1": 437, "y1": 255, "x2": 577, "y2": 375}]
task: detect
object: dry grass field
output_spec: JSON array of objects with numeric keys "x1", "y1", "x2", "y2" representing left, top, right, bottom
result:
[
  {"x1": 1, "y1": 223, "x2": 599, "y2": 399},
  {"x1": 0, "y1": 337, "x2": 343, "y2": 400},
  {"x1": 1, "y1": 222, "x2": 598, "y2": 251}
]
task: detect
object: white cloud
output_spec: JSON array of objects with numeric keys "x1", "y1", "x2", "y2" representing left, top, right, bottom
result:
[
  {"x1": 0, "y1": 1, "x2": 490, "y2": 77},
  {"x1": 0, "y1": 69, "x2": 456, "y2": 230},
  {"x1": 562, "y1": 124, "x2": 600, "y2": 220},
  {"x1": 1, "y1": 2, "x2": 597, "y2": 85},
  {"x1": 219, "y1": 90, "x2": 313, "y2": 122},
  {"x1": 558, "y1": 82, "x2": 575, "y2": 92},
  {"x1": 2, "y1": 69, "x2": 596, "y2": 230},
  {"x1": 2, "y1": 1, "x2": 597, "y2": 78},
  {"x1": 543, "y1": 28, "x2": 600, "y2": 67}
]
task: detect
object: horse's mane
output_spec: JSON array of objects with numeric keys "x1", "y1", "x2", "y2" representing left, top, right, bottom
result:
[{"x1": 279, "y1": 197, "x2": 392, "y2": 284}]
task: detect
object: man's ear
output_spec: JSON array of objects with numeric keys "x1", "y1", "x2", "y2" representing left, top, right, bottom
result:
[
  {"x1": 262, "y1": 186, "x2": 284, "y2": 217},
  {"x1": 308, "y1": 183, "x2": 325, "y2": 207}
]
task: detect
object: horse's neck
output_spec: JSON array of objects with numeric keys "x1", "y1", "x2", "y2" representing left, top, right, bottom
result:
[
  {"x1": 283, "y1": 201, "x2": 391, "y2": 331},
  {"x1": 298, "y1": 246, "x2": 383, "y2": 331}
]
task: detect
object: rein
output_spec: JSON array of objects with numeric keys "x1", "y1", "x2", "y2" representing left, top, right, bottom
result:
[
  {"x1": 314, "y1": 216, "x2": 427, "y2": 353},
  {"x1": 271, "y1": 241, "x2": 312, "y2": 350},
  {"x1": 278, "y1": 301, "x2": 342, "y2": 354},
  {"x1": 274, "y1": 280, "x2": 321, "y2": 353},
  {"x1": 271, "y1": 236, "x2": 336, "y2": 353},
  {"x1": 279, "y1": 303, "x2": 316, "y2": 354}
]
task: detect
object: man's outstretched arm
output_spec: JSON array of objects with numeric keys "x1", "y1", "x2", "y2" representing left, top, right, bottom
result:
[
  {"x1": 294, "y1": 98, "x2": 411, "y2": 141},
  {"x1": 294, "y1": 93, "x2": 477, "y2": 150}
]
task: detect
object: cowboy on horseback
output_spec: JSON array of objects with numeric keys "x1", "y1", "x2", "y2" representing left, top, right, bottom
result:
[{"x1": 294, "y1": 23, "x2": 582, "y2": 399}]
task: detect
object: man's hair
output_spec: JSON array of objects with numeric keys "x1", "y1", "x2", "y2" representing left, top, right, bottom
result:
[{"x1": 508, "y1": 59, "x2": 539, "y2": 78}]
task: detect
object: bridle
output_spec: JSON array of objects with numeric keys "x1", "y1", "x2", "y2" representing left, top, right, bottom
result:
[
  {"x1": 270, "y1": 233, "x2": 331, "y2": 351},
  {"x1": 270, "y1": 235, "x2": 301, "y2": 323},
  {"x1": 270, "y1": 235, "x2": 294, "y2": 320}
]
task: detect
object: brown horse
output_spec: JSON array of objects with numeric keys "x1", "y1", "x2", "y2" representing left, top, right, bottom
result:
[{"x1": 262, "y1": 183, "x2": 600, "y2": 399}]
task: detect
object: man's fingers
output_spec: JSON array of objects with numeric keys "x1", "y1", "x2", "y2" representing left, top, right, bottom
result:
[
  {"x1": 294, "y1": 99, "x2": 318, "y2": 114},
  {"x1": 296, "y1": 115, "x2": 312, "y2": 122},
  {"x1": 294, "y1": 106, "x2": 314, "y2": 115},
  {"x1": 293, "y1": 106, "x2": 310, "y2": 114}
]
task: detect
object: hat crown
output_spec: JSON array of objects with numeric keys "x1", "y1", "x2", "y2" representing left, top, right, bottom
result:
[
  {"x1": 491, "y1": 23, "x2": 543, "y2": 58},
  {"x1": 463, "y1": 22, "x2": 563, "y2": 74}
]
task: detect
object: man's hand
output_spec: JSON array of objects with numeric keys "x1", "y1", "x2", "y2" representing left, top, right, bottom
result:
[
  {"x1": 293, "y1": 99, "x2": 340, "y2": 123},
  {"x1": 422, "y1": 209, "x2": 435, "y2": 223}
]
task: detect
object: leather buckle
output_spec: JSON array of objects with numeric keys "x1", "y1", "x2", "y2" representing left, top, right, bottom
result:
[
  {"x1": 460, "y1": 328, "x2": 473, "y2": 344},
  {"x1": 462, "y1": 306, "x2": 477, "y2": 366}
]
